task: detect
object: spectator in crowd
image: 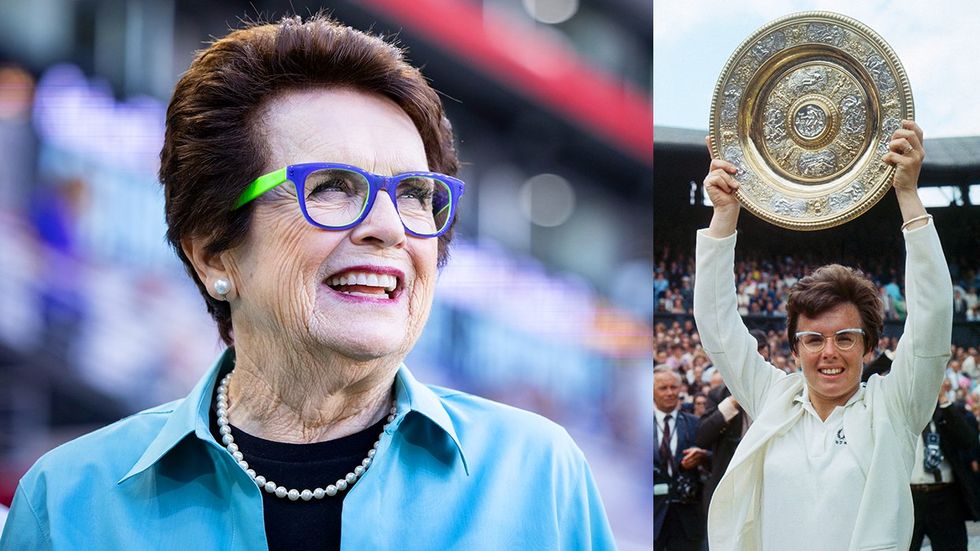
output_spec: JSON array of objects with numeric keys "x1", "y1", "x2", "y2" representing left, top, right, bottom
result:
[
  {"x1": 884, "y1": 276, "x2": 907, "y2": 319},
  {"x1": 655, "y1": 270, "x2": 669, "y2": 302},
  {"x1": 695, "y1": 121, "x2": 953, "y2": 550},
  {"x1": 655, "y1": 366, "x2": 708, "y2": 551},
  {"x1": 685, "y1": 356, "x2": 710, "y2": 397},
  {"x1": 965, "y1": 287, "x2": 978, "y2": 314},
  {"x1": 948, "y1": 358, "x2": 969, "y2": 397},
  {"x1": 707, "y1": 370, "x2": 724, "y2": 392},
  {"x1": 692, "y1": 393, "x2": 708, "y2": 418},
  {"x1": 954, "y1": 289, "x2": 968, "y2": 321},
  {"x1": 910, "y1": 378, "x2": 980, "y2": 551},
  {"x1": 963, "y1": 347, "x2": 979, "y2": 379}
]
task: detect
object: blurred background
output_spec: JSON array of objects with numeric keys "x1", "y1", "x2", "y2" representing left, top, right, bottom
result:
[{"x1": 0, "y1": 0, "x2": 653, "y2": 548}]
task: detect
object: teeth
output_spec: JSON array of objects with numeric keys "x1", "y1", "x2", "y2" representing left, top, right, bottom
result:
[
  {"x1": 327, "y1": 271, "x2": 398, "y2": 292},
  {"x1": 820, "y1": 368, "x2": 843, "y2": 375}
]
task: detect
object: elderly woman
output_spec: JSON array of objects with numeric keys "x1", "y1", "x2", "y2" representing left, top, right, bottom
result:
[
  {"x1": 1, "y1": 15, "x2": 615, "y2": 550},
  {"x1": 695, "y1": 121, "x2": 953, "y2": 550}
]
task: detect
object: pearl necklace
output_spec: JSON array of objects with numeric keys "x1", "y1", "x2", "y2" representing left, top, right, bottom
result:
[{"x1": 215, "y1": 371, "x2": 395, "y2": 501}]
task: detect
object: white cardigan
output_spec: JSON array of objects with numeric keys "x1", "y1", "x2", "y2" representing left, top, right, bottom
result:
[{"x1": 693, "y1": 221, "x2": 952, "y2": 551}]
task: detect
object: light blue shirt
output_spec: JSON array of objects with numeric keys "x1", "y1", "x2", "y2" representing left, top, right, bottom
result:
[{"x1": 1, "y1": 349, "x2": 615, "y2": 550}]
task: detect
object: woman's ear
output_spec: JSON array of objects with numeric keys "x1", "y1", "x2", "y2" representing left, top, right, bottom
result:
[{"x1": 182, "y1": 235, "x2": 237, "y2": 301}]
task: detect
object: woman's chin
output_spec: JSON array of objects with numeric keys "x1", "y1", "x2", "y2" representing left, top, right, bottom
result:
[{"x1": 310, "y1": 326, "x2": 409, "y2": 363}]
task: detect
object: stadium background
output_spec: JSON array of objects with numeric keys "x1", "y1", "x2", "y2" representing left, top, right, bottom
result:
[
  {"x1": 0, "y1": 0, "x2": 654, "y2": 548},
  {"x1": 654, "y1": 125, "x2": 980, "y2": 350}
]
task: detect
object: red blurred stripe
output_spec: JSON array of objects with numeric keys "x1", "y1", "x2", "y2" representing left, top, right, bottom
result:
[{"x1": 361, "y1": 0, "x2": 653, "y2": 165}]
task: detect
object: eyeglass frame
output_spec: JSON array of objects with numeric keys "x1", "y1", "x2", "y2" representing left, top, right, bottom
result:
[
  {"x1": 793, "y1": 327, "x2": 866, "y2": 353},
  {"x1": 232, "y1": 162, "x2": 465, "y2": 238}
]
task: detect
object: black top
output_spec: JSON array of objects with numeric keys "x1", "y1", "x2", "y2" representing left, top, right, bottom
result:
[{"x1": 210, "y1": 406, "x2": 385, "y2": 551}]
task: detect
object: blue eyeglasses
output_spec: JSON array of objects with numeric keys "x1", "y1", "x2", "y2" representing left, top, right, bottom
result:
[{"x1": 233, "y1": 162, "x2": 465, "y2": 238}]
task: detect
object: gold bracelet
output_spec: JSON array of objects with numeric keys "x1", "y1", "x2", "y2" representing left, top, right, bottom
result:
[{"x1": 901, "y1": 214, "x2": 932, "y2": 231}]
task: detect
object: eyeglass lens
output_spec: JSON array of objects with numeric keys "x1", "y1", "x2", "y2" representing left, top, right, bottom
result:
[
  {"x1": 800, "y1": 331, "x2": 860, "y2": 352},
  {"x1": 303, "y1": 168, "x2": 453, "y2": 235}
]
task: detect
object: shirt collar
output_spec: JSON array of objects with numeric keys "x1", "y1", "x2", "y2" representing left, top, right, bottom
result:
[
  {"x1": 795, "y1": 382, "x2": 867, "y2": 410},
  {"x1": 119, "y1": 349, "x2": 469, "y2": 483},
  {"x1": 118, "y1": 349, "x2": 232, "y2": 484},
  {"x1": 393, "y1": 365, "x2": 469, "y2": 474},
  {"x1": 654, "y1": 406, "x2": 678, "y2": 426}
]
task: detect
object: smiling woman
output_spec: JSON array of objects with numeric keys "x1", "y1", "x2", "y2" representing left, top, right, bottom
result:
[
  {"x1": 694, "y1": 120, "x2": 954, "y2": 550},
  {"x1": 0, "y1": 14, "x2": 615, "y2": 551}
]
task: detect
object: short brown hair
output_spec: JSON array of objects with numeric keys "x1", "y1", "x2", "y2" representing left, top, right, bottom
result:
[
  {"x1": 786, "y1": 264, "x2": 883, "y2": 354},
  {"x1": 159, "y1": 14, "x2": 460, "y2": 345}
]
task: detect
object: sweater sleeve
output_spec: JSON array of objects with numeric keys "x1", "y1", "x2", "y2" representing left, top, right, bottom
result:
[
  {"x1": 879, "y1": 220, "x2": 953, "y2": 434},
  {"x1": 693, "y1": 229, "x2": 787, "y2": 420}
]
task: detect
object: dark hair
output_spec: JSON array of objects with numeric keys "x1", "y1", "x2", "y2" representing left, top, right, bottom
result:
[
  {"x1": 159, "y1": 14, "x2": 460, "y2": 345},
  {"x1": 786, "y1": 264, "x2": 883, "y2": 354}
]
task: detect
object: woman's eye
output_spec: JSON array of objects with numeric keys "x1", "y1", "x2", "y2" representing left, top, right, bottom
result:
[
  {"x1": 402, "y1": 186, "x2": 433, "y2": 201},
  {"x1": 398, "y1": 179, "x2": 435, "y2": 204},
  {"x1": 310, "y1": 178, "x2": 352, "y2": 195}
]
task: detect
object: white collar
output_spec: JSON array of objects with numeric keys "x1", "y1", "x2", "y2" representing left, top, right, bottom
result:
[
  {"x1": 795, "y1": 382, "x2": 866, "y2": 418},
  {"x1": 655, "y1": 406, "x2": 679, "y2": 425}
]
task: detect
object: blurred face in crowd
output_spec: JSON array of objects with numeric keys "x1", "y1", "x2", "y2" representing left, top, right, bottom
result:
[
  {"x1": 693, "y1": 395, "x2": 708, "y2": 417},
  {"x1": 221, "y1": 89, "x2": 438, "y2": 362},
  {"x1": 758, "y1": 342, "x2": 771, "y2": 361},
  {"x1": 709, "y1": 370, "x2": 724, "y2": 389},
  {"x1": 793, "y1": 303, "x2": 872, "y2": 410},
  {"x1": 773, "y1": 355, "x2": 791, "y2": 373},
  {"x1": 654, "y1": 371, "x2": 682, "y2": 413},
  {"x1": 940, "y1": 378, "x2": 952, "y2": 401}
]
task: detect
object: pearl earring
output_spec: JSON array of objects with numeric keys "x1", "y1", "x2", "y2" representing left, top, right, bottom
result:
[{"x1": 214, "y1": 278, "x2": 231, "y2": 297}]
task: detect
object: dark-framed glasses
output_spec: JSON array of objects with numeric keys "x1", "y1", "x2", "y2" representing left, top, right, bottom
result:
[
  {"x1": 233, "y1": 162, "x2": 465, "y2": 238},
  {"x1": 794, "y1": 328, "x2": 865, "y2": 353}
]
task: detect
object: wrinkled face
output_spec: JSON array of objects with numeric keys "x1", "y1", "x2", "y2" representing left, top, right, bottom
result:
[
  {"x1": 793, "y1": 303, "x2": 871, "y2": 409},
  {"x1": 227, "y1": 88, "x2": 438, "y2": 362},
  {"x1": 654, "y1": 372, "x2": 681, "y2": 413}
]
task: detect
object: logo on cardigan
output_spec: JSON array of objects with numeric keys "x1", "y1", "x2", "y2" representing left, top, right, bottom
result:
[{"x1": 835, "y1": 427, "x2": 847, "y2": 445}]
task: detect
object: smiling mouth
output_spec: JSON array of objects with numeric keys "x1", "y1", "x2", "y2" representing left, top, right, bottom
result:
[
  {"x1": 325, "y1": 270, "x2": 400, "y2": 300},
  {"x1": 818, "y1": 367, "x2": 844, "y2": 376}
]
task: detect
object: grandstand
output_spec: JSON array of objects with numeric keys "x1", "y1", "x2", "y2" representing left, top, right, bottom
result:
[{"x1": 654, "y1": 125, "x2": 980, "y2": 348}]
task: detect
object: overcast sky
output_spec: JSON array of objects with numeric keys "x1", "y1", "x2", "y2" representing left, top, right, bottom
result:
[{"x1": 653, "y1": 0, "x2": 980, "y2": 138}]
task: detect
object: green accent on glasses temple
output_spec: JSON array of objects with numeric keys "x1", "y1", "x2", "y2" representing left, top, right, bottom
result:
[{"x1": 234, "y1": 167, "x2": 287, "y2": 210}]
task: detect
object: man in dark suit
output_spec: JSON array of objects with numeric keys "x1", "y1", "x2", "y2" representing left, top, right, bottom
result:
[
  {"x1": 910, "y1": 379, "x2": 980, "y2": 551},
  {"x1": 695, "y1": 329, "x2": 767, "y2": 514},
  {"x1": 655, "y1": 365, "x2": 707, "y2": 551}
]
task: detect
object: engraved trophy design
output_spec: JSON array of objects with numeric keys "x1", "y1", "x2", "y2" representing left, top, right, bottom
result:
[{"x1": 709, "y1": 12, "x2": 914, "y2": 230}]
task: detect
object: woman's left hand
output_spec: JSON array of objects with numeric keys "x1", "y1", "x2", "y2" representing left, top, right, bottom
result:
[{"x1": 883, "y1": 119, "x2": 924, "y2": 194}]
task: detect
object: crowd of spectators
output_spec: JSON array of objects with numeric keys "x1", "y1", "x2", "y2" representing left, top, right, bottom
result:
[
  {"x1": 654, "y1": 247, "x2": 980, "y2": 322},
  {"x1": 655, "y1": 316, "x2": 980, "y2": 425}
]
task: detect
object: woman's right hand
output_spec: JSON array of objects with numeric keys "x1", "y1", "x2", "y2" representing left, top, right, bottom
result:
[{"x1": 703, "y1": 136, "x2": 741, "y2": 237}]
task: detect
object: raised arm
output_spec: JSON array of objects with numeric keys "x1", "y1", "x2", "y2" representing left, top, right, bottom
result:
[
  {"x1": 877, "y1": 121, "x2": 953, "y2": 431},
  {"x1": 702, "y1": 137, "x2": 741, "y2": 240},
  {"x1": 693, "y1": 139, "x2": 787, "y2": 419}
]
